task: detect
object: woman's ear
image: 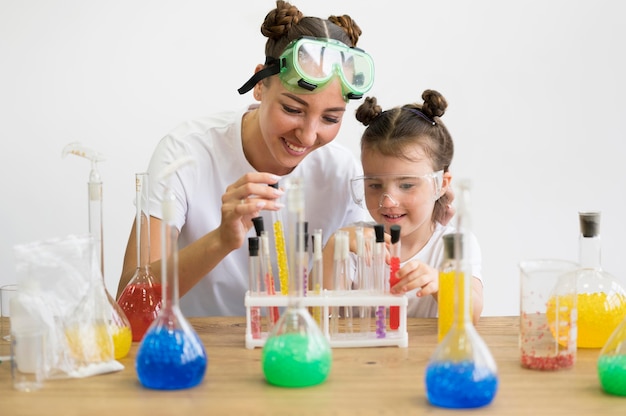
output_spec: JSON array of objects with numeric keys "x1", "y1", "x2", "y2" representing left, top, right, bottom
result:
[{"x1": 252, "y1": 64, "x2": 264, "y2": 101}]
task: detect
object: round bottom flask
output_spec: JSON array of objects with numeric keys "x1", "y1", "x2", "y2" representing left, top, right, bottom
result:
[
  {"x1": 598, "y1": 317, "x2": 626, "y2": 396},
  {"x1": 262, "y1": 302, "x2": 332, "y2": 387}
]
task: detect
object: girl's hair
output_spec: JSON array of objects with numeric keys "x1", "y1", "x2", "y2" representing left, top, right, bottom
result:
[
  {"x1": 261, "y1": 0, "x2": 362, "y2": 58},
  {"x1": 355, "y1": 89, "x2": 454, "y2": 224}
]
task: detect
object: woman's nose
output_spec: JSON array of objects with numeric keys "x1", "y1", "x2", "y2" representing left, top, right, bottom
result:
[
  {"x1": 296, "y1": 119, "x2": 318, "y2": 146},
  {"x1": 378, "y1": 192, "x2": 400, "y2": 208}
]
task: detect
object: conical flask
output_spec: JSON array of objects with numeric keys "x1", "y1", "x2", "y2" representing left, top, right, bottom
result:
[
  {"x1": 261, "y1": 177, "x2": 332, "y2": 388},
  {"x1": 135, "y1": 157, "x2": 207, "y2": 390},
  {"x1": 63, "y1": 142, "x2": 132, "y2": 359},
  {"x1": 425, "y1": 180, "x2": 498, "y2": 408},
  {"x1": 598, "y1": 313, "x2": 626, "y2": 396},
  {"x1": 118, "y1": 172, "x2": 162, "y2": 342},
  {"x1": 571, "y1": 212, "x2": 626, "y2": 348}
]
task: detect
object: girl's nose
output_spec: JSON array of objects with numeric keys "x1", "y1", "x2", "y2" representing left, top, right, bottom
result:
[{"x1": 378, "y1": 192, "x2": 400, "y2": 208}]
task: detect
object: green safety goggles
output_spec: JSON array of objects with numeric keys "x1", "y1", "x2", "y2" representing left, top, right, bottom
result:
[{"x1": 238, "y1": 37, "x2": 374, "y2": 101}]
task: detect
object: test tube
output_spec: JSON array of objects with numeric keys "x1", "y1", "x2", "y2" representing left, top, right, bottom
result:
[
  {"x1": 270, "y1": 183, "x2": 290, "y2": 295},
  {"x1": 331, "y1": 231, "x2": 351, "y2": 336},
  {"x1": 373, "y1": 224, "x2": 386, "y2": 338},
  {"x1": 355, "y1": 227, "x2": 371, "y2": 334},
  {"x1": 252, "y1": 217, "x2": 280, "y2": 328},
  {"x1": 389, "y1": 225, "x2": 401, "y2": 330},
  {"x1": 311, "y1": 229, "x2": 323, "y2": 326},
  {"x1": 248, "y1": 236, "x2": 262, "y2": 339}
]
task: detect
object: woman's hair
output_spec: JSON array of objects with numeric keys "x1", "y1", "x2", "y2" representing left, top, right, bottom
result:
[
  {"x1": 261, "y1": 0, "x2": 362, "y2": 58},
  {"x1": 355, "y1": 89, "x2": 454, "y2": 224}
]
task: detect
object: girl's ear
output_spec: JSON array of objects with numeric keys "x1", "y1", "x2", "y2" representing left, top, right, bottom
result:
[
  {"x1": 440, "y1": 171, "x2": 452, "y2": 197},
  {"x1": 252, "y1": 64, "x2": 265, "y2": 101}
]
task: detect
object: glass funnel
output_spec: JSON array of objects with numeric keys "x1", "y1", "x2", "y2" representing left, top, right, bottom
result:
[
  {"x1": 261, "y1": 177, "x2": 332, "y2": 388},
  {"x1": 425, "y1": 180, "x2": 498, "y2": 408},
  {"x1": 118, "y1": 173, "x2": 162, "y2": 342},
  {"x1": 135, "y1": 157, "x2": 207, "y2": 390},
  {"x1": 570, "y1": 212, "x2": 626, "y2": 348}
]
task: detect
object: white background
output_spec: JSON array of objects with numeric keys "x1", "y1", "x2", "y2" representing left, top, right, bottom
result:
[{"x1": 1, "y1": 0, "x2": 625, "y2": 317}]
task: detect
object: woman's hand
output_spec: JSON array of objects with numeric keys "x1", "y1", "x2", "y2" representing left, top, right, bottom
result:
[{"x1": 218, "y1": 172, "x2": 284, "y2": 251}]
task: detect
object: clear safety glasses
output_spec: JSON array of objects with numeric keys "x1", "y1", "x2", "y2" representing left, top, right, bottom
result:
[
  {"x1": 349, "y1": 171, "x2": 444, "y2": 209},
  {"x1": 238, "y1": 37, "x2": 375, "y2": 101}
]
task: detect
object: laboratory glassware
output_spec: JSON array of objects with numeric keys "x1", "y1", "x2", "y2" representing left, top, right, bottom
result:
[
  {"x1": 598, "y1": 311, "x2": 626, "y2": 396},
  {"x1": 117, "y1": 173, "x2": 162, "y2": 342},
  {"x1": 567, "y1": 211, "x2": 626, "y2": 348},
  {"x1": 262, "y1": 177, "x2": 332, "y2": 387},
  {"x1": 425, "y1": 180, "x2": 498, "y2": 408},
  {"x1": 248, "y1": 236, "x2": 262, "y2": 339},
  {"x1": 389, "y1": 225, "x2": 401, "y2": 330},
  {"x1": 373, "y1": 224, "x2": 386, "y2": 338},
  {"x1": 311, "y1": 229, "x2": 324, "y2": 327},
  {"x1": 270, "y1": 182, "x2": 290, "y2": 295},
  {"x1": 135, "y1": 156, "x2": 207, "y2": 390},
  {"x1": 63, "y1": 142, "x2": 132, "y2": 359},
  {"x1": 519, "y1": 259, "x2": 578, "y2": 370},
  {"x1": 252, "y1": 217, "x2": 280, "y2": 328}
]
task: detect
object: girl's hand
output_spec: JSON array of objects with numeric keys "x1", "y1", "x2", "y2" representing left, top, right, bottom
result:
[{"x1": 390, "y1": 260, "x2": 439, "y2": 298}]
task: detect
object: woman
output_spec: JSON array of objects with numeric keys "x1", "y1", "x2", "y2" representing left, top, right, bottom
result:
[{"x1": 116, "y1": 0, "x2": 373, "y2": 316}]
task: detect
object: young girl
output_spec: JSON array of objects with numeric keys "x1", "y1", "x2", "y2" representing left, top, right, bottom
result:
[{"x1": 323, "y1": 90, "x2": 483, "y2": 323}]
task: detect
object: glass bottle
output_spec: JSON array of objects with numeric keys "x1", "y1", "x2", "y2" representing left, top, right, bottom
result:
[
  {"x1": 135, "y1": 158, "x2": 207, "y2": 390},
  {"x1": 118, "y1": 173, "x2": 162, "y2": 342},
  {"x1": 573, "y1": 211, "x2": 626, "y2": 348},
  {"x1": 425, "y1": 180, "x2": 498, "y2": 408},
  {"x1": 261, "y1": 177, "x2": 332, "y2": 387}
]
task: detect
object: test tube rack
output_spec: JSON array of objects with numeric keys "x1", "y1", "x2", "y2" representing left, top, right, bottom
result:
[{"x1": 244, "y1": 290, "x2": 409, "y2": 349}]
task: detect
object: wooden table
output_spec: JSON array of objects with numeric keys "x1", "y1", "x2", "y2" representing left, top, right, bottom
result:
[{"x1": 1, "y1": 316, "x2": 624, "y2": 415}]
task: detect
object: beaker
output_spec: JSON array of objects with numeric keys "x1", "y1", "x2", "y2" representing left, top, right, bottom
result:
[
  {"x1": 117, "y1": 173, "x2": 162, "y2": 342},
  {"x1": 261, "y1": 177, "x2": 332, "y2": 388},
  {"x1": 135, "y1": 157, "x2": 207, "y2": 390},
  {"x1": 519, "y1": 259, "x2": 578, "y2": 370}
]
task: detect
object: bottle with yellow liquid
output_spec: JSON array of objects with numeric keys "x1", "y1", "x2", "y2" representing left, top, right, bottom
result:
[
  {"x1": 573, "y1": 211, "x2": 626, "y2": 348},
  {"x1": 438, "y1": 233, "x2": 471, "y2": 342},
  {"x1": 425, "y1": 180, "x2": 498, "y2": 408}
]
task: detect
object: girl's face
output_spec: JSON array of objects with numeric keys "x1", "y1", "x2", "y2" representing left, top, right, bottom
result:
[
  {"x1": 251, "y1": 75, "x2": 347, "y2": 175},
  {"x1": 360, "y1": 144, "x2": 449, "y2": 246}
]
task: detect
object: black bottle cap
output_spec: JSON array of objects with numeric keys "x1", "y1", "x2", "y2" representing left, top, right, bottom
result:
[
  {"x1": 443, "y1": 233, "x2": 463, "y2": 259},
  {"x1": 248, "y1": 236, "x2": 259, "y2": 256},
  {"x1": 252, "y1": 217, "x2": 264, "y2": 236},
  {"x1": 374, "y1": 224, "x2": 385, "y2": 243},
  {"x1": 579, "y1": 211, "x2": 600, "y2": 238},
  {"x1": 390, "y1": 225, "x2": 401, "y2": 244}
]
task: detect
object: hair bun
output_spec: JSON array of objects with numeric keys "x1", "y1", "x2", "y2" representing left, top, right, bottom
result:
[
  {"x1": 355, "y1": 96, "x2": 382, "y2": 126},
  {"x1": 261, "y1": 0, "x2": 304, "y2": 40},
  {"x1": 328, "y1": 14, "x2": 362, "y2": 46},
  {"x1": 421, "y1": 89, "x2": 447, "y2": 119}
]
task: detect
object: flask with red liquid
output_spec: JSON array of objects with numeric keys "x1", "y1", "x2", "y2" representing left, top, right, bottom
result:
[{"x1": 118, "y1": 172, "x2": 162, "y2": 342}]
